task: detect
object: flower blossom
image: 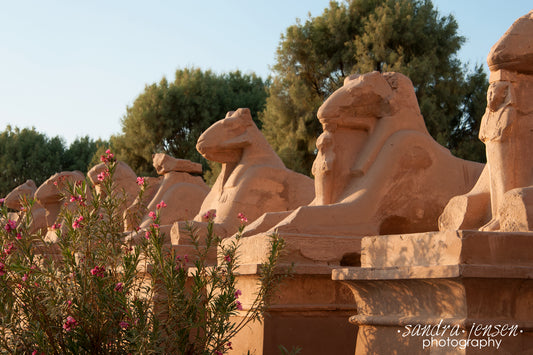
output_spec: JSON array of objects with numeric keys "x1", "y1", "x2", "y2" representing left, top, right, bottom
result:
[
  {"x1": 234, "y1": 289, "x2": 242, "y2": 299},
  {"x1": 4, "y1": 219, "x2": 16, "y2": 233},
  {"x1": 63, "y1": 316, "x2": 77, "y2": 331},
  {"x1": 224, "y1": 254, "x2": 231, "y2": 263},
  {"x1": 136, "y1": 176, "x2": 145, "y2": 186},
  {"x1": 72, "y1": 216, "x2": 84, "y2": 229},
  {"x1": 148, "y1": 211, "x2": 156, "y2": 220},
  {"x1": 97, "y1": 169, "x2": 109, "y2": 182},
  {"x1": 156, "y1": 200, "x2": 167, "y2": 209},
  {"x1": 51, "y1": 223, "x2": 61, "y2": 230},
  {"x1": 90, "y1": 266, "x2": 105, "y2": 277},
  {"x1": 237, "y1": 212, "x2": 248, "y2": 223},
  {"x1": 235, "y1": 300, "x2": 243, "y2": 311},
  {"x1": 4, "y1": 242, "x2": 15, "y2": 256},
  {"x1": 114, "y1": 282, "x2": 124, "y2": 292},
  {"x1": 203, "y1": 210, "x2": 216, "y2": 220},
  {"x1": 100, "y1": 149, "x2": 115, "y2": 163}
]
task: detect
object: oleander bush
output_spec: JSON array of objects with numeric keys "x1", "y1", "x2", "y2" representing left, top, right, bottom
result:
[{"x1": 0, "y1": 150, "x2": 286, "y2": 354}]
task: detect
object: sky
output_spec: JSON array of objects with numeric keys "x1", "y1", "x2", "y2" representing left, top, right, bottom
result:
[{"x1": 0, "y1": 1, "x2": 531, "y2": 145}]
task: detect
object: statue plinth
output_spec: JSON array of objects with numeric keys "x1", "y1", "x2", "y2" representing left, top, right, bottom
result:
[
  {"x1": 223, "y1": 232, "x2": 361, "y2": 355},
  {"x1": 333, "y1": 230, "x2": 533, "y2": 354}
]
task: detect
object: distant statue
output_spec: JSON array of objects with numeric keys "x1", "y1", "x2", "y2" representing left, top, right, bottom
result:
[
  {"x1": 181, "y1": 108, "x2": 314, "y2": 238},
  {"x1": 88, "y1": 161, "x2": 140, "y2": 208},
  {"x1": 4, "y1": 180, "x2": 47, "y2": 233},
  {"x1": 135, "y1": 154, "x2": 209, "y2": 230},
  {"x1": 246, "y1": 71, "x2": 483, "y2": 237},
  {"x1": 439, "y1": 11, "x2": 533, "y2": 232},
  {"x1": 35, "y1": 171, "x2": 86, "y2": 227}
]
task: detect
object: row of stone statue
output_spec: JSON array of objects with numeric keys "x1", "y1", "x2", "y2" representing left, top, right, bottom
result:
[{"x1": 5, "y1": 13, "x2": 533, "y2": 240}]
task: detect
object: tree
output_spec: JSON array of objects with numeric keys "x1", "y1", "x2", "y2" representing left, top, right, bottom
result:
[
  {"x1": 261, "y1": 0, "x2": 488, "y2": 175},
  {"x1": 0, "y1": 126, "x2": 65, "y2": 196},
  {"x1": 62, "y1": 136, "x2": 108, "y2": 172},
  {"x1": 112, "y1": 68, "x2": 269, "y2": 176}
]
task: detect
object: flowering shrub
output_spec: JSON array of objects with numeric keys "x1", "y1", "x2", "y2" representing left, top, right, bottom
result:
[{"x1": 0, "y1": 150, "x2": 286, "y2": 354}]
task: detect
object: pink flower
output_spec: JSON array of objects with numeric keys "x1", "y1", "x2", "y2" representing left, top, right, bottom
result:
[
  {"x1": 16, "y1": 233, "x2": 22, "y2": 240},
  {"x1": 144, "y1": 230, "x2": 151, "y2": 239},
  {"x1": 203, "y1": 210, "x2": 216, "y2": 220},
  {"x1": 4, "y1": 219, "x2": 16, "y2": 232},
  {"x1": 97, "y1": 170, "x2": 109, "y2": 182},
  {"x1": 51, "y1": 223, "x2": 61, "y2": 230},
  {"x1": 156, "y1": 200, "x2": 167, "y2": 209},
  {"x1": 0, "y1": 198, "x2": 4, "y2": 205},
  {"x1": 22, "y1": 274, "x2": 28, "y2": 282},
  {"x1": 114, "y1": 282, "x2": 124, "y2": 292},
  {"x1": 4, "y1": 242, "x2": 15, "y2": 255},
  {"x1": 119, "y1": 321, "x2": 129, "y2": 329},
  {"x1": 90, "y1": 266, "x2": 105, "y2": 277},
  {"x1": 67, "y1": 300, "x2": 72, "y2": 306},
  {"x1": 235, "y1": 300, "x2": 243, "y2": 311},
  {"x1": 72, "y1": 216, "x2": 84, "y2": 229},
  {"x1": 150, "y1": 223, "x2": 159, "y2": 229},
  {"x1": 237, "y1": 212, "x2": 248, "y2": 223},
  {"x1": 100, "y1": 148, "x2": 115, "y2": 163},
  {"x1": 136, "y1": 177, "x2": 145, "y2": 186},
  {"x1": 224, "y1": 255, "x2": 231, "y2": 263},
  {"x1": 148, "y1": 211, "x2": 156, "y2": 220},
  {"x1": 63, "y1": 316, "x2": 77, "y2": 331},
  {"x1": 234, "y1": 289, "x2": 242, "y2": 299}
]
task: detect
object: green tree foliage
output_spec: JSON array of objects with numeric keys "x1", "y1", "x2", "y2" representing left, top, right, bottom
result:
[
  {"x1": 0, "y1": 127, "x2": 64, "y2": 197},
  {"x1": 0, "y1": 127, "x2": 108, "y2": 197},
  {"x1": 112, "y1": 68, "x2": 269, "y2": 176},
  {"x1": 261, "y1": 0, "x2": 488, "y2": 175},
  {"x1": 63, "y1": 136, "x2": 108, "y2": 172}
]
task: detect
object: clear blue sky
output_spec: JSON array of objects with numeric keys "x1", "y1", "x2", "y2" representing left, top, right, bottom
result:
[{"x1": 0, "y1": 1, "x2": 531, "y2": 145}]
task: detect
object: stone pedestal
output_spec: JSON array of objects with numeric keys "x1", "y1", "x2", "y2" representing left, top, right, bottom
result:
[
  {"x1": 332, "y1": 230, "x2": 533, "y2": 354},
  {"x1": 226, "y1": 232, "x2": 362, "y2": 355}
]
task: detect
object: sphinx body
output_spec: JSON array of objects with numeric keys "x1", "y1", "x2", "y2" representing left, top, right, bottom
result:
[
  {"x1": 246, "y1": 72, "x2": 484, "y2": 237},
  {"x1": 439, "y1": 11, "x2": 533, "y2": 232},
  {"x1": 192, "y1": 108, "x2": 314, "y2": 237}
]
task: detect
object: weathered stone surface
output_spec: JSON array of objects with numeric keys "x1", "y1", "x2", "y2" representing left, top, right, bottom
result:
[
  {"x1": 333, "y1": 231, "x2": 533, "y2": 354},
  {"x1": 488, "y1": 10, "x2": 533, "y2": 74},
  {"x1": 193, "y1": 108, "x2": 314, "y2": 237},
  {"x1": 4, "y1": 179, "x2": 47, "y2": 233},
  {"x1": 499, "y1": 186, "x2": 533, "y2": 232},
  {"x1": 4, "y1": 179, "x2": 37, "y2": 210},
  {"x1": 252, "y1": 72, "x2": 483, "y2": 238},
  {"x1": 440, "y1": 12, "x2": 533, "y2": 232},
  {"x1": 88, "y1": 161, "x2": 140, "y2": 220},
  {"x1": 139, "y1": 171, "x2": 209, "y2": 228},
  {"x1": 152, "y1": 153, "x2": 203, "y2": 175},
  {"x1": 34, "y1": 171, "x2": 85, "y2": 227}
]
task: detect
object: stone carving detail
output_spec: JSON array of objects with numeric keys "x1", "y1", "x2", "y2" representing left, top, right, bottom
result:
[
  {"x1": 439, "y1": 11, "x2": 533, "y2": 232},
  {"x1": 193, "y1": 108, "x2": 314, "y2": 236},
  {"x1": 250, "y1": 72, "x2": 483, "y2": 237}
]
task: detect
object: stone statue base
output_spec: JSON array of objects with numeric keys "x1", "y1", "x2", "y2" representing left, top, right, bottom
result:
[
  {"x1": 222, "y1": 232, "x2": 362, "y2": 354},
  {"x1": 333, "y1": 230, "x2": 533, "y2": 354}
]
